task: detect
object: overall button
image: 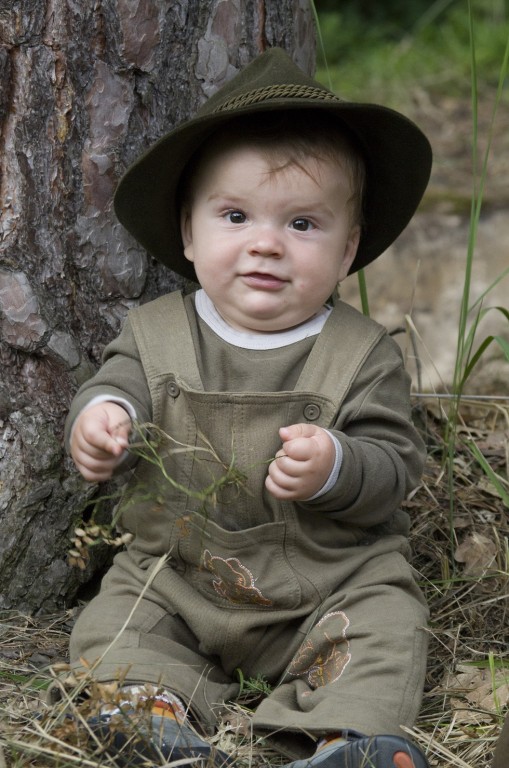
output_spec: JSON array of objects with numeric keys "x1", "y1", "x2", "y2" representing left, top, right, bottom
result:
[
  {"x1": 166, "y1": 381, "x2": 180, "y2": 398},
  {"x1": 303, "y1": 403, "x2": 321, "y2": 421}
]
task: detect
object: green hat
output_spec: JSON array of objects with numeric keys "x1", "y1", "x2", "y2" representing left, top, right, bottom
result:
[{"x1": 114, "y1": 47, "x2": 432, "y2": 280}]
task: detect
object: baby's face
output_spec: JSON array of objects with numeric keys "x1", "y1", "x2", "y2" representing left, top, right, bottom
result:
[{"x1": 181, "y1": 145, "x2": 360, "y2": 334}]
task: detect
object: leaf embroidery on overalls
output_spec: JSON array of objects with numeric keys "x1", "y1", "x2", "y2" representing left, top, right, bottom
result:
[
  {"x1": 288, "y1": 610, "x2": 351, "y2": 688},
  {"x1": 201, "y1": 549, "x2": 273, "y2": 607}
]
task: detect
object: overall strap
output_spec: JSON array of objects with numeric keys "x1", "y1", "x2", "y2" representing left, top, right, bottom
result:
[
  {"x1": 295, "y1": 300, "x2": 385, "y2": 409},
  {"x1": 129, "y1": 290, "x2": 203, "y2": 391}
]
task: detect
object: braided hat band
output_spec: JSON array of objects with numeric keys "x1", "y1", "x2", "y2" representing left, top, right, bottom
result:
[{"x1": 214, "y1": 84, "x2": 343, "y2": 113}]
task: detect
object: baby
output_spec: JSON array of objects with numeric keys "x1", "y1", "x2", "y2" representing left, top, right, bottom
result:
[{"x1": 66, "y1": 48, "x2": 432, "y2": 768}]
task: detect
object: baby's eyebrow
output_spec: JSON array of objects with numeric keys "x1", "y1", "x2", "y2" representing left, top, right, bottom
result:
[
  {"x1": 289, "y1": 201, "x2": 336, "y2": 217},
  {"x1": 207, "y1": 191, "x2": 245, "y2": 204}
]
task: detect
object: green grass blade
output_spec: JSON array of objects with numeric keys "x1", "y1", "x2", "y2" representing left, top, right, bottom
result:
[
  {"x1": 460, "y1": 333, "x2": 509, "y2": 387},
  {"x1": 356, "y1": 268, "x2": 370, "y2": 317},
  {"x1": 468, "y1": 266, "x2": 509, "y2": 313},
  {"x1": 466, "y1": 439, "x2": 509, "y2": 507}
]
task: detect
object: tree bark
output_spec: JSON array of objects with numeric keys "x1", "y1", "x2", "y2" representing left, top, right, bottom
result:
[{"x1": 0, "y1": 0, "x2": 315, "y2": 613}]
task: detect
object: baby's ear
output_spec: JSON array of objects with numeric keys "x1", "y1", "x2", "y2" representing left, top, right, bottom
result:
[
  {"x1": 180, "y1": 207, "x2": 194, "y2": 260},
  {"x1": 180, "y1": 205, "x2": 193, "y2": 248},
  {"x1": 337, "y1": 225, "x2": 361, "y2": 282}
]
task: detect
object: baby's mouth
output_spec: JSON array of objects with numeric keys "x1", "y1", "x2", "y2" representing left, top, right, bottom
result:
[{"x1": 242, "y1": 272, "x2": 287, "y2": 290}]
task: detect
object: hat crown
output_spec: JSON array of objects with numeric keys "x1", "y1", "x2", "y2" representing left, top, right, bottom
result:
[{"x1": 196, "y1": 48, "x2": 339, "y2": 118}]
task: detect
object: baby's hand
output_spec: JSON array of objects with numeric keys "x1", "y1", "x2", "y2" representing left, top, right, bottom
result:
[
  {"x1": 70, "y1": 402, "x2": 132, "y2": 482},
  {"x1": 265, "y1": 423, "x2": 335, "y2": 501}
]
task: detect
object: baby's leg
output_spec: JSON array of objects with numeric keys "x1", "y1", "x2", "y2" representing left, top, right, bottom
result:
[
  {"x1": 70, "y1": 551, "x2": 238, "y2": 726},
  {"x1": 253, "y1": 549, "x2": 429, "y2": 754}
]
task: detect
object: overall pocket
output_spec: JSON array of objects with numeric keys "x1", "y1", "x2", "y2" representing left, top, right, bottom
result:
[{"x1": 175, "y1": 514, "x2": 302, "y2": 611}]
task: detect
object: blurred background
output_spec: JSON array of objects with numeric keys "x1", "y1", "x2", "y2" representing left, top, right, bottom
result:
[{"x1": 313, "y1": 0, "x2": 509, "y2": 394}]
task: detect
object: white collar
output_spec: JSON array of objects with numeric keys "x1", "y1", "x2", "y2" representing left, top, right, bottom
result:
[{"x1": 194, "y1": 289, "x2": 331, "y2": 350}]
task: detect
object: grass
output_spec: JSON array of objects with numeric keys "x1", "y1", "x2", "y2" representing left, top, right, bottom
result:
[{"x1": 314, "y1": 0, "x2": 509, "y2": 108}]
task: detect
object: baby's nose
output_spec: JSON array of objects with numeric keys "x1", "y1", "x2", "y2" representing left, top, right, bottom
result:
[{"x1": 247, "y1": 227, "x2": 283, "y2": 257}]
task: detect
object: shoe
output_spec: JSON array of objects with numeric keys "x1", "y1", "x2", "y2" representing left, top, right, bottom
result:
[
  {"x1": 87, "y1": 711, "x2": 232, "y2": 767},
  {"x1": 285, "y1": 734, "x2": 429, "y2": 768}
]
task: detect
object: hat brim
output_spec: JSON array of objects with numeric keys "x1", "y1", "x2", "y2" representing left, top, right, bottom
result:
[{"x1": 114, "y1": 97, "x2": 431, "y2": 281}]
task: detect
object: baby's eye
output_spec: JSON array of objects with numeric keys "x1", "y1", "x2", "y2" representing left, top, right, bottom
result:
[
  {"x1": 291, "y1": 218, "x2": 314, "y2": 232},
  {"x1": 226, "y1": 210, "x2": 246, "y2": 224}
]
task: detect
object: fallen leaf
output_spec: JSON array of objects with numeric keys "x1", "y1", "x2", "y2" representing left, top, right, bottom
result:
[
  {"x1": 476, "y1": 475, "x2": 507, "y2": 500},
  {"x1": 475, "y1": 430, "x2": 508, "y2": 457},
  {"x1": 454, "y1": 532, "x2": 498, "y2": 575},
  {"x1": 445, "y1": 664, "x2": 509, "y2": 725}
]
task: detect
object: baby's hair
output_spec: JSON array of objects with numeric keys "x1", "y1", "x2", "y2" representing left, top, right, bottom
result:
[{"x1": 179, "y1": 110, "x2": 366, "y2": 227}]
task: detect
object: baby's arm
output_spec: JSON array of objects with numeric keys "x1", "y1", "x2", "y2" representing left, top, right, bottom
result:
[
  {"x1": 70, "y1": 402, "x2": 132, "y2": 483},
  {"x1": 266, "y1": 423, "x2": 336, "y2": 501}
]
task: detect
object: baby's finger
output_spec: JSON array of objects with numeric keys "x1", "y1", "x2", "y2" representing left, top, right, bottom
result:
[
  {"x1": 87, "y1": 427, "x2": 126, "y2": 457},
  {"x1": 109, "y1": 418, "x2": 132, "y2": 447},
  {"x1": 74, "y1": 431, "x2": 118, "y2": 461},
  {"x1": 280, "y1": 437, "x2": 314, "y2": 462},
  {"x1": 77, "y1": 466, "x2": 114, "y2": 483},
  {"x1": 279, "y1": 423, "x2": 321, "y2": 442},
  {"x1": 268, "y1": 455, "x2": 301, "y2": 485},
  {"x1": 265, "y1": 471, "x2": 299, "y2": 500},
  {"x1": 73, "y1": 453, "x2": 116, "y2": 483}
]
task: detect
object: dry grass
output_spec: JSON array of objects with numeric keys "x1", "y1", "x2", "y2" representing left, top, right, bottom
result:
[
  {"x1": 402, "y1": 398, "x2": 508, "y2": 766},
  {"x1": 0, "y1": 400, "x2": 507, "y2": 768}
]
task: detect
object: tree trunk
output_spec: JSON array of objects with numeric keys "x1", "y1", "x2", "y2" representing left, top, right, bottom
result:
[{"x1": 0, "y1": 0, "x2": 315, "y2": 613}]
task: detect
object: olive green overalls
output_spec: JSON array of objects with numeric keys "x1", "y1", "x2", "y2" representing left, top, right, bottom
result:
[{"x1": 70, "y1": 292, "x2": 429, "y2": 743}]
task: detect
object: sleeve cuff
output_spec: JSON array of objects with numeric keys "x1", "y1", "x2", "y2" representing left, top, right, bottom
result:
[{"x1": 304, "y1": 430, "x2": 343, "y2": 501}]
